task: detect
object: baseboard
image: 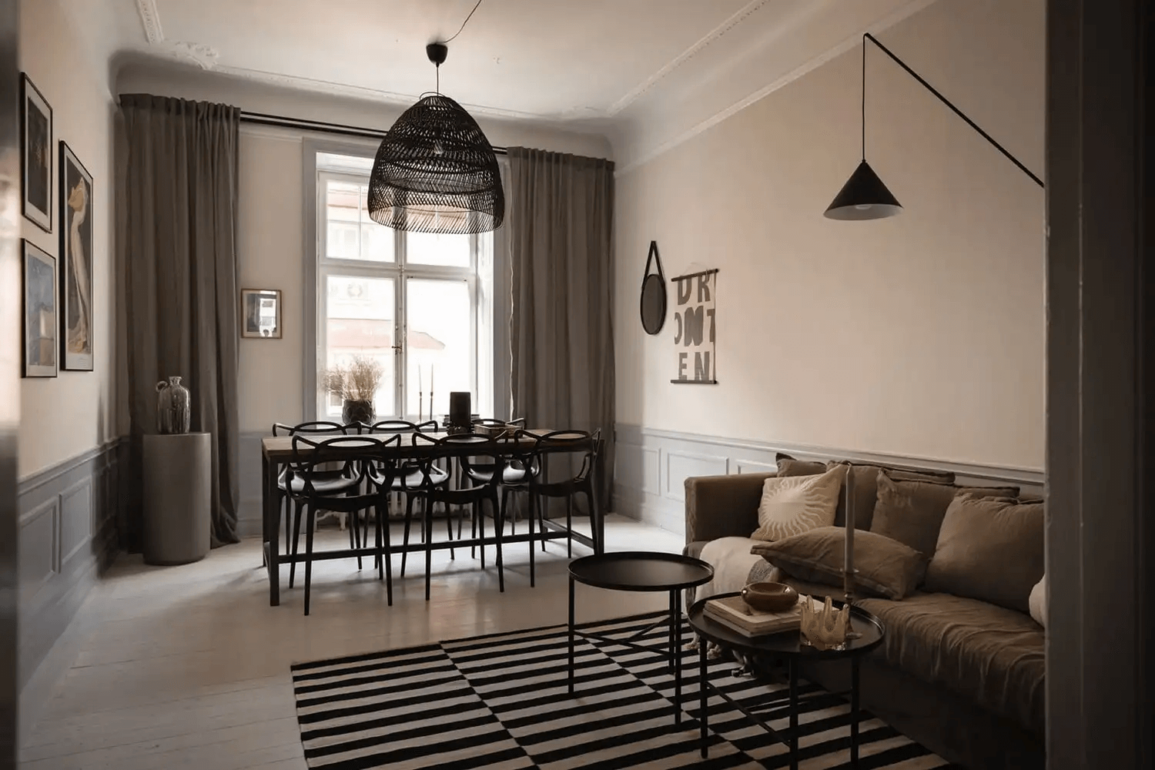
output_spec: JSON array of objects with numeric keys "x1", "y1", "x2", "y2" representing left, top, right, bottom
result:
[{"x1": 613, "y1": 423, "x2": 1045, "y2": 535}]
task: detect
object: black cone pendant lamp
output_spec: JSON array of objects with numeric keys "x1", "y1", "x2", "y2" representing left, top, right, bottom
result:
[
  {"x1": 825, "y1": 33, "x2": 1043, "y2": 221},
  {"x1": 825, "y1": 37, "x2": 902, "y2": 220},
  {"x1": 368, "y1": 40, "x2": 504, "y2": 235}
]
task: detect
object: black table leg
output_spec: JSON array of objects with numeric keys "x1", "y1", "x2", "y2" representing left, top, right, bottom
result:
[
  {"x1": 699, "y1": 636, "x2": 708, "y2": 758},
  {"x1": 568, "y1": 575, "x2": 575, "y2": 695},
  {"x1": 851, "y1": 654, "x2": 860, "y2": 768},
  {"x1": 264, "y1": 454, "x2": 281, "y2": 607},
  {"x1": 667, "y1": 590, "x2": 676, "y2": 670},
  {"x1": 789, "y1": 657, "x2": 798, "y2": 770},
  {"x1": 673, "y1": 588, "x2": 682, "y2": 727}
]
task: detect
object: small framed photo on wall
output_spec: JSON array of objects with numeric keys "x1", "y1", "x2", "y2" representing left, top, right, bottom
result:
[
  {"x1": 241, "y1": 289, "x2": 282, "y2": 339},
  {"x1": 59, "y1": 141, "x2": 94, "y2": 371},
  {"x1": 20, "y1": 73, "x2": 52, "y2": 232},
  {"x1": 22, "y1": 240, "x2": 58, "y2": 378}
]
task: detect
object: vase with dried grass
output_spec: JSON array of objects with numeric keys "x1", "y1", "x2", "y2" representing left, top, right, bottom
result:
[{"x1": 319, "y1": 355, "x2": 385, "y2": 429}]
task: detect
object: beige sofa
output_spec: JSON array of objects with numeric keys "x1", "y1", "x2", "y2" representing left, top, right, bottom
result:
[{"x1": 683, "y1": 462, "x2": 1045, "y2": 770}]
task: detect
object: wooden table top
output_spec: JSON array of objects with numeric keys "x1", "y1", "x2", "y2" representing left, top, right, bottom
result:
[{"x1": 260, "y1": 429, "x2": 586, "y2": 461}]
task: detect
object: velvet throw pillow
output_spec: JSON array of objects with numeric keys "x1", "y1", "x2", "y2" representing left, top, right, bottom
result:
[
  {"x1": 924, "y1": 492, "x2": 1045, "y2": 614},
  {"x1": 870, "y1": 472, "x2": 1021, "y2": 557},
  {"x1": 751, "y1": 465, "x2": 844, "y2": 541},
  {"x1": 749, "y1": 526, "x2": 929, "y2": 600},
  {"x1": 1029, "y1": 573, "x2": 1047, "y2": 628}
]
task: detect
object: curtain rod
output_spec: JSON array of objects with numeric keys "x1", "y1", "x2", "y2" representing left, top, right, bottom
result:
[{"x1": 240, "y1": 110, "x2": 509, "y2": 154}]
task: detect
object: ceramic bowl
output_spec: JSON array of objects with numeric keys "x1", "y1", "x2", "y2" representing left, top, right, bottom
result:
[{"x1": 741, "y1": 581, "x2": 799, "y2": 613}]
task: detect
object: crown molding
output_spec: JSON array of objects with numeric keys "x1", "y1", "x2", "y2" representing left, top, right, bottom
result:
[
  {"x1": 613, "y1": 0, "x2": 937, "y2": 176},
  {"x1": 135, "y1": 0, "x2": 164, "y2": 44}
]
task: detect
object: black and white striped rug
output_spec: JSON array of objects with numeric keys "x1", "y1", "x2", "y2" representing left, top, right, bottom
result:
[{"x1": 291, "y1": 611, "x2": 956, "y2": 769}]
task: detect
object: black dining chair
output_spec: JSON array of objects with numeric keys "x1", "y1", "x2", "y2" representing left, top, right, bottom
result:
[
  {"x1": 365, "y1": 420, "x2": 448, "y2": 577},
  {"x1": 521, "y1": 429, "x2": 602, "y2": 583},
  {"x1": 284, "y1": 434, "x2": 402, "y2": 615},
  {"x1": 459, "y1": 418, "x2": 537, "y2": 534},
  {"x1": 407, "y1": 432, "x2": 508, "y2": 600},
  {"x1": 272, "y1": 421, "x2": 361, "y2": 567}
]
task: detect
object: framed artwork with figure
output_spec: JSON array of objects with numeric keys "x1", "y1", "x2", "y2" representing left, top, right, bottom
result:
[
  {"x1": 22, "y1": 240, "x2": 57, "y2": 378},
  {"x1": 241, "y1": 289, "x2": 282, "y2": 339},
  {"x1": 20, "y1": 73, "x2": 52, "y2": 232},
  {"x1": 59, "y1": 141, "x2": 94, "y2": 371}
]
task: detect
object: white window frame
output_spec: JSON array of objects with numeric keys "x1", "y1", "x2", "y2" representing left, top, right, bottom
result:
[{"x1": 303, "y1": 139, "x2": 498, "y2": 423}]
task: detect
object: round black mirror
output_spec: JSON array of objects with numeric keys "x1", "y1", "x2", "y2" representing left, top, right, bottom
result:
[{"x1": 639, "y1": 240, "x2": 666, "y2": 335}]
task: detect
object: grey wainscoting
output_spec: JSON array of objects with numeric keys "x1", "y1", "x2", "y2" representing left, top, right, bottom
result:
[
  {"x1": 612, "y1": 423, "x2": 1045, "y2": 536},
  {"x1": 17, "y1": 438, "x2": 124, "y2": 690}
]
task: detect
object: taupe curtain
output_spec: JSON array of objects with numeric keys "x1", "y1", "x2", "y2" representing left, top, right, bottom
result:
[
  {"x1": 507, "y1": 148, "x2": 615, "y2": 510},
  {"x1": 117, "y1": 94, "x2": 241, "y2": 548}
]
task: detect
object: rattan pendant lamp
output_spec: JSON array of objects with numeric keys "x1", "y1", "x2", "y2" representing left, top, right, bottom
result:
[{"x1": 367, "y1": 6, "x2": 504, "y2": 235}]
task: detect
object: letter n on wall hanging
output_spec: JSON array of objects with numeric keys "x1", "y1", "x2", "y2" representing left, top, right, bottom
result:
[{"x1": 671, "y1": 268, "x2": 718, "y2": 384}]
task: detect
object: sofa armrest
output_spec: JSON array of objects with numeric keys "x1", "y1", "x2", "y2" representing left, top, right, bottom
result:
[{"x1": 684, "y1": 472, "x2": 774, "y2": 544}]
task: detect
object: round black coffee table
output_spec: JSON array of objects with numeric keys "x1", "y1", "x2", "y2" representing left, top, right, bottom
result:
[
  {"x1": 689, "y1": 592, "x2": 885, "y2": 769},
  {"x1": 568, "y1": 551, "x2": 714, "y2": 726}
]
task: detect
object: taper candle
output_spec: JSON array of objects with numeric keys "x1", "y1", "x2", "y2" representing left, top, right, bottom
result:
[{"x1": 844, "y1": 463, "x2": 856, "y2": 597}]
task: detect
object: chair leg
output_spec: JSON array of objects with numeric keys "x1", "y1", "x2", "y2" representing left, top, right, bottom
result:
[
  {"x1": 493, "y1": 493, "x2": 505, "y2": 593},
  {"x1": 382, "y1": 504, "x2": 394, "y2": 606},
  {"x1": 289, "y1": 498, "x2": 304, "y2": 589},
  {"x1": 539, "y1": 495, "x2": 548, "y2": 552},
  {"x1": 528, "y1": 491, "x2": 536, "y2": 588},
  {"x1": 566, "y1": 494, "x2": 573, "y2": 558},
  {"x1": 477, "y1": 501, "x2": 486, "y2": 568},
  {"x1": 448, "y1": 502, "x2": 455, "y2": 561},
  {"x1": 401, "y1": 493, "x2": 414, "y2": 577},
  {"x1": 304, "y1": 505, "x2": 317, "y2": 616},
  {"x1": 424, "y1": 497, "x2": 433, "y2": 602},
  {"x1": 470, "y1": 504, "x2": 477, "y2": 559}
]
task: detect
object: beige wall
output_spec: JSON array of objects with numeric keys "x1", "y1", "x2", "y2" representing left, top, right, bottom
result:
[
  {"x1": 613, "y1": 0, "x2": 1045, "y2": 470},
  {"x1": 18, "y1": 0, "x2": 116, "y2": 478},
  {"x1": 116, "y1": 66, "x2": 612, "y2": 433}
]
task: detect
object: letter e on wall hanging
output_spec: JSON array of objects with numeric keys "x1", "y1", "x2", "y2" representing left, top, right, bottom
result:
[{"x1": 671, "y1": 268, "x2": 718, "y2": 384}]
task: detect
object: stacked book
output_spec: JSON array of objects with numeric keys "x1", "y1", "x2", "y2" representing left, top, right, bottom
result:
[{"x1": 704, "y1": 594, "x2": 822, "y2": 637}]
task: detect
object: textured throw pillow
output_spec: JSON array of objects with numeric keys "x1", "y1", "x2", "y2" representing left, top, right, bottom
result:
[
  {"x1": 776, "y1": 453, "x2": 955, "y2": 531},
  {"x1": 870, "y1": 472, "x2": 1020, "y2": 557},
  {"x1": 751, "y1": 465, "x2": 844, "y2": 541},
  {"x1": 1029, "y1": 573, "x2": 1046, "y2": 628},
  {"x1": 749, "y1": 526, "x2": 929, "y2": 600},
  {"x1": 924, "y1": 492, "x2": 1045, "y2": 614}
]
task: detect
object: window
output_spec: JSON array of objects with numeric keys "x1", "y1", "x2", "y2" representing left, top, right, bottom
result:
[{"x1": 314, "y1": 151, "x2": 494, "y2": 422}]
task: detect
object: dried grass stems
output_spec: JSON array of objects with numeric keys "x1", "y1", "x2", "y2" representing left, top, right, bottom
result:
[{"x1": 319, "y1": 355, "x2": 385, "y2": 402}]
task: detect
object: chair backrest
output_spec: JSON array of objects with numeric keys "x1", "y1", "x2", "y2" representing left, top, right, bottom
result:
[
  {"x1": 287, "y1": 433, "x2": 401, "y2": 496},
  {"x1": 272, "y1": 420, "x2": 346, "y2": 436},
  {"x1": 412, "y1": 432, "x2": 506, "y2": 489},
  {"x1": 369, "y1": 419, "x2": 439, "y2": 434},
  {"x1": 521, "y1": 428, "x2": 601, "y2": 484}
]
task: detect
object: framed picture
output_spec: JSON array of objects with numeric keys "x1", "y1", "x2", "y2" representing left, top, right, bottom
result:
[
  {"x1": 59, "y1": 142, "x2": 94, "y2": 371},
  {"x1": 20, "y1": 73, "x2": 52, "y2": 232},
  {"x1": 22, "y1": 240, "x2": 58, "y2": 378},
  {"x1": 241, "y1": 289, "x2": 282, "y2": 339}
]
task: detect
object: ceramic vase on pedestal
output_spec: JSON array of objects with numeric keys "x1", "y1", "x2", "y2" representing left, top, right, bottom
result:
[
  {"x1": 156, "y1": 376, "x2": 191, "y2": 434},
  {"x1": 342, "y1": 399, "x2": 374, "y2": 427}
]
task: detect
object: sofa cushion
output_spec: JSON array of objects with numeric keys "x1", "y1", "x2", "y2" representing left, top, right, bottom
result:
[
  {"x1": 924, "y1": 493, "x2": 1045, "y2": 614},
  {"x1": 750, "y1": 526, "x2": 928, "y2": 600},
  {"x1": 856, "y1": 592, "x2": 1045, "y2": 735},
  {"x1": 752, "y1": 466, "x2": 844, "y2": 541},
  {"x1": 1028, "y1": 574, "x2": 1046, "y2": 628},
  {"x1": 870, "y1": 473, "x2": 1021, "y2": 558}
]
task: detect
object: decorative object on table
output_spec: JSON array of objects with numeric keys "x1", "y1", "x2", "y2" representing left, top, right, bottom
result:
[
  {"x1": 155, "y1": 376, "x2": 191, "y2": 434},
  {"x1": 21, "y1": 240, "x2": 57, "y2": 378},
  {"x1": 824, "y1": 32, "x2": 1043, "y2": 221},
  {"x1": 240, "y1": 288, "x2": 282, "y2": 339},
  {"x1": 58, "y1": 141, "x2": 94, "y2": 371},
  {"x1": 703, "y1": 592, "x2": 820, "y2": 638},
  {"x1": 670, "y1": 267, "x2": 717, "y2": 384},
  {"x1": 639, "y1": 240, "x2": 666, "y2": 335},
  {"x1": 448, "y1": 391, "x2": 471, "y2": 432},
  {"x1": 798, "y1": 595, "x2": 854, "y2": 650},
  {"x1": 740, "y1": 581, "x2": 799, "y2": 613},
  {"x1": 20, "y1": 73, "x2": 52, "y2": 232},
  {"x1": 319, "y1": 354, "x2": 384, "y2": 426},
  {"x1": 366, "y1": 1, "x2": 503, "y2": 235}
]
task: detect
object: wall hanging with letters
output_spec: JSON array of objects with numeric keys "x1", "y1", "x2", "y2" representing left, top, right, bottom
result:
[{"x1": 670, "y1": 267, "x2": 718, "y2": 384}]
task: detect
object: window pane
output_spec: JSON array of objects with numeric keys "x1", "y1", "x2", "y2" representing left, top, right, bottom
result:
[
  {"x1": 323, "y1": 179, "x2": 393, "y2": 262},
  {"x1": 323, "y1": 275, "x2": 395, "y2": 419},
  {"x1": 406, "y1": 279, "x2": 472, "y2": 419},
  {"x1": 406, "y1": 230, "x2": 471, "y2": 268}
]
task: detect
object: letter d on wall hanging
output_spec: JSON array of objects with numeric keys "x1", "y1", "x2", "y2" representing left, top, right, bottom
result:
[
  {"x1": 639, "y1": 240, "x2": 666, "y2": 335},
  {"x1": 671, "y1": 267, "x2": 718, "y2": 384}
]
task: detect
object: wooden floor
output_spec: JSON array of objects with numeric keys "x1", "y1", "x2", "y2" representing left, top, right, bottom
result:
[{"x1": 19, "y1": 514, "x2": 682, "y2": 769}]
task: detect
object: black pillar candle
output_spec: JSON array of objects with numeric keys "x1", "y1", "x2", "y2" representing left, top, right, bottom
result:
[{"x1": 449, "y1": 391, "x2": 471, "y2": 428}]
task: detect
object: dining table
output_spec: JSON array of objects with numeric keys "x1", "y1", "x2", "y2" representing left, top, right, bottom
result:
[{"x1": 259, "y1": 429, "x2": 603, "y2": 606}]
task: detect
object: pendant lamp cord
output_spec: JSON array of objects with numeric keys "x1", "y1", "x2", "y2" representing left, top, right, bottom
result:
[
  {"x1": 446, "y1": 0, "x2": 484, "y2": 42},
  {"x1": 861, "y1": 35, "x2": 866, "y2": 160}
]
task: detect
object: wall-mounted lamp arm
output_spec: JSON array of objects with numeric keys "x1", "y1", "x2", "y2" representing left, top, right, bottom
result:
[{"x1": 863, "y1": 33, "x2": 1044, "y2": 188}]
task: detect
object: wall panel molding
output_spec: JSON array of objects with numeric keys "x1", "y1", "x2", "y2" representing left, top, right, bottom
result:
[{"x1": 613, "y1": 423, "x2": 1045, "y2": 535}]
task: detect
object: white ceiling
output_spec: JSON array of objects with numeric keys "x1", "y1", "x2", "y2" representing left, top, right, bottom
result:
[{"x1": 65, "y1": 0, "x2": 937, "y2": 168}]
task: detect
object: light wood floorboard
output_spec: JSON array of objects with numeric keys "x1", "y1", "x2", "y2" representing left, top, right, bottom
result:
[{"x1": 21, "y1": 514, "x2": 682, "y2": 769}]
